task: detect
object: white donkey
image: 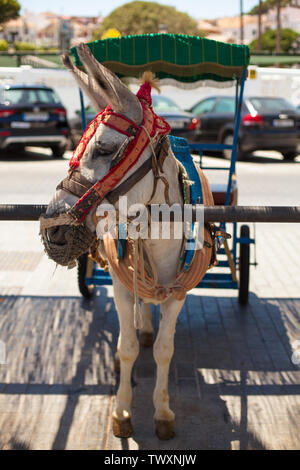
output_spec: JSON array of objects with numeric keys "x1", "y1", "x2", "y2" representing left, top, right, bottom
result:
[{"x1": 43, "y1": 44, "x2": 214, "y2": 440}]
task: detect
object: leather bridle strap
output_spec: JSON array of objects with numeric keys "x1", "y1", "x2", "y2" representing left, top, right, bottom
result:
[
  {"x1": 107, "y1": 139, "x2": 163, "y2": 205},
  {"x1": 69, "y1": 104, "x2": 160, "y2": 223},
  {"x1": 56, "y1": 137, "x2": 169, "y2": 208},
  {"x1": 56, "y1": 171, "x2": 93, "y2": 199},
  {"x1": 69, "y1": 106, "x2": 139, "y2": 170}
]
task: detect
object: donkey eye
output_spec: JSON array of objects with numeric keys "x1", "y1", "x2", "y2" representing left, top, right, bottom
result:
[
  {"x1": 93, "y1": 142, "x2": 114, "y2": 158},
  {"x1": 98, "y1": 148, "x2": 111, "y2": 156}
]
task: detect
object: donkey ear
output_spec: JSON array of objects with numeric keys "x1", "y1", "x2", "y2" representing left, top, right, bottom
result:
[
  {"x1": 76, "y1": 43, "x2": 143, "y2": 125},
  {"x1": 61, "y1": 54, "x2": 109, "y2": 112}
]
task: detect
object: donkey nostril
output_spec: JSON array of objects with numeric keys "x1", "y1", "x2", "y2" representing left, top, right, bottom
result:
[{"x1": 47, "y1": 226, "x2": 68, "y2": 245}]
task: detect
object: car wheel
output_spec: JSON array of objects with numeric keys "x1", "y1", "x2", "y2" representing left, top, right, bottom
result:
[
  {"x1": 51, "y1": 145, "x2": 66, "y2": 159},
  {"x1": 282, "y1": 150, "x2": 298, "y2": 161},
  {"x1": 16, "y1": 145, "x2": 26, "y2": 153},
  {"x1": 222, "y1": 134, "x2": 246, "y2": 161}
]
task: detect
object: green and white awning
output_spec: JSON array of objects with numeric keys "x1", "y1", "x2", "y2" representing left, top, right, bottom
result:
[{"x1": 70, "y1": 33, "x2": 250, "y2": 87}]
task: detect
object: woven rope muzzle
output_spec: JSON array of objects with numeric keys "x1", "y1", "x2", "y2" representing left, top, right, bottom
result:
[{"x1": 40, "y1": 213, "x2": 96, "y2": 268}]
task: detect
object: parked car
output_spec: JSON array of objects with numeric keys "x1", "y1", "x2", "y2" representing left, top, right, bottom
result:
[
  {"x1": 0, "y1": 84, "x2": 69, "y2": 158},
  {"x1": 188, "y1": 96, "x2": 300, "y2": 160},
  {"x1": 151, "y1": 95, "x2": 200, "y2": 142},
  {"x1": 68, "y1": 105, "x2": 97, "y2": 149},
  {"x1": 69, "y1": 95, "x2": 200, "y2": 148}
]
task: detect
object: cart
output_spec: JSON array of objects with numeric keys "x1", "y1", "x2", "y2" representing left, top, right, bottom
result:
[{"x1": 70, "y1": 34, "x2": 254, "y2": 305}]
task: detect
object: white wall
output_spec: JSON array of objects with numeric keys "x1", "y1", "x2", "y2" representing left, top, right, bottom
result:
[
  {"x1": 1, "y1": 65, "x2": 300, "y2": 118},
  {"x1": 245, "y1": 66, "x2": 300, "y2": 106},
  {"x1": 157, "y1": 67, "x2": 300, "y2": 109}
]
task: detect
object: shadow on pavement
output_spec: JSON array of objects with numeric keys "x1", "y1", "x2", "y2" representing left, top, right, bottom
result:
[
  {"x1": 243, "y1": 153, "x2": 300, "y2": 164},
  {"x1": 203, "y1": 150, "x2": 300, "y2": 164},
  {"x1": 0, "y1": 148, "x2": 68, "y2": 162},
  {"x1": 0, "y1": 290, "x2": 299, "y2": 449}
]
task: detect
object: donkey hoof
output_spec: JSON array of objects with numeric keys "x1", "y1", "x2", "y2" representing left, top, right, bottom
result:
[
  {"x1": 155, "y1": 419, "x2": 175, "y2": 440},
  {"x1": 140, "y1": 332, "x2": 154, "y2": 348},
  {"x1": 113, "y1": 416, "x2": 133, "y2": 438}
]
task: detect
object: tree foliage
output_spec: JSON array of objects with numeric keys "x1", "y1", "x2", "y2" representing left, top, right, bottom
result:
[
  {"x1": 92, "y1": 1, "x2": 202, "y2": 40},
  {"x1": 250, "y1": 0, "x2": 290, "y2": 15},
  {"x1": 0, "y1": 0, "x2": 20, "y2": 25},
  {"x1": 250, "y1": 28, "x2": 299, "y2": 52}
]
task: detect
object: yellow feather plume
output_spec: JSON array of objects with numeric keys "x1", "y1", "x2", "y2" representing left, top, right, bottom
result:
[{"x1": 139, "y1": 70, "x2": 161, "y2": 93}]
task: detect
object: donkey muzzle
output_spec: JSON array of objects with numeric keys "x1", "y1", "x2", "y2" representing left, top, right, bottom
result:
[{"x1": 40, "y1": 213, "x2": 96, "y2": 268}]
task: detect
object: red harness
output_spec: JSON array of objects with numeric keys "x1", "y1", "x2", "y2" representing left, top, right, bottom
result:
[{"x1": 68, "y1": 99, "x2": 170, "y2": 222}]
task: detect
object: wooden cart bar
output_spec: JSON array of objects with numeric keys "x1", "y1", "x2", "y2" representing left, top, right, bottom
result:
[{"x1": 1, "y1": 204, "x2": 300, "y2": 223}]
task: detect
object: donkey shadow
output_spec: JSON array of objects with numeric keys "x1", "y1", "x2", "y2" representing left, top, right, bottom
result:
[
  {"x1": 122, "y1": 292, "x2": 300, "y2": 450},
  {"x1": 0, "y1": 289, "x2": 299, "y2": 450}
]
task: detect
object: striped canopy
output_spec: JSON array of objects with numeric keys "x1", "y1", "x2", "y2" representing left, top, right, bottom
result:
[{"x1": 70, "y1": 33, "x2": 250, "y2": 86}]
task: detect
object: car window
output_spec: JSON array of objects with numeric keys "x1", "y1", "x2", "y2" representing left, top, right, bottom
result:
[
  {"x1": 152, "y1": 95, "x2": 181, "y2": 112},
  {"x1": 191, "y1": 98, "x2": 216, "y2": 115},
  {"x1": 2, "y1": 88, "x2": 61, "y2": 106},
  {"x1": 214, "y1": 97, "x2": 235, "y2": 113},
  {"x1": 249, "y1": 97, "x2": 297, "y2": 113}
]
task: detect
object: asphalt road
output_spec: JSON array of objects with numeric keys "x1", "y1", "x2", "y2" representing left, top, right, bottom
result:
[{"x1": 0, "y1": 147, "x2": 299, "y2": 206}]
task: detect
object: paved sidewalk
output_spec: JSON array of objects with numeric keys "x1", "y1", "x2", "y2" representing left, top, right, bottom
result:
[{"x1": 0, "y1": 220, "x2": 300, "y2": 450}]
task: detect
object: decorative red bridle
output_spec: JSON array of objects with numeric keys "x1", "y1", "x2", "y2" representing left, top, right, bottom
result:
[{"x1": 67, "y1": 83, "x2": 170, "y2": 223}]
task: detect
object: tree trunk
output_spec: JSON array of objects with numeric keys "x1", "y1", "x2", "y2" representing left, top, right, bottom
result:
[
  {"x1": 276, "y1": 0, "x2": 281, "y2": 54},
  {"x1": 257, "y1": 0, "x2": 262, "y2": 51}
]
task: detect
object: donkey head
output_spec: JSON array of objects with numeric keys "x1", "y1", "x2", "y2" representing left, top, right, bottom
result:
[
  {"x1": 44, "y1": 44, "x2": 146, "y2": 261},
  {"x1": 48, "y1": 43, "x2": 143, "y2": 210}
]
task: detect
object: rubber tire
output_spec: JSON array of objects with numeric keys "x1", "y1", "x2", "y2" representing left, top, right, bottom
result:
[
  {"x1": 222, "y1": 133, "x2": 245, "y2": 161},
  {"x1": 77, "y1": 253, "x2": 94, "y2": 299},
  {"x1": 238, "y1": 225, "x2": 250, "y2": 306},
  {"x1": 51, "y1": 145, "x2": 66, "y2": 159},
  {"x1": 282, "y1": 150, "x2": 298, "y2": 161}
]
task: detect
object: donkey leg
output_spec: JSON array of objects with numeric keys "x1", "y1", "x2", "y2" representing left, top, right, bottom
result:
[
  {"x1": 114, "y1": 335, "x2": 121, "y2": 374},
  {"x1": 153, "y1": 296, "x2": 185, "y2": 440},
  {"x1": 111, "y1": 275, "x2": 139, "y2": 438},
  {"x1": 115, "y1": 300, "x2": 153, "y2": 374},
  {"x1": 140, "y1": 303, "x2": 154, "y2": 347}
]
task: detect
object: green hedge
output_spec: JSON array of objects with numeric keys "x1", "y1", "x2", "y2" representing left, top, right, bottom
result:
[
  {"x1": 14, "y1": 42, "x2": 37, "y2": 51},
  {"x1": 0, "y1": 40, "x2": 8, "y2": 52}
]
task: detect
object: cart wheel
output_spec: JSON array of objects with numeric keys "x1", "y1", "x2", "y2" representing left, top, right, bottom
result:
[
  {"x1": 238, "y1": 225, "x2": 250, "y2": 305},
  {"x1": 77, "y1": 253, "x2": 94, "y2": 299}
]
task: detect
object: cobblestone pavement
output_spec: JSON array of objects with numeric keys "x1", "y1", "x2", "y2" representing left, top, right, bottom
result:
[{"x1": 0, "y1": 149, "x2": 300, "y2": 449}]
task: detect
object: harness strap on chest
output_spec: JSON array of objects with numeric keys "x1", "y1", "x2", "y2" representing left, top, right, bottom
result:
[{"x1": 102, "y1": 161, "x2": 215, "y2": 303}]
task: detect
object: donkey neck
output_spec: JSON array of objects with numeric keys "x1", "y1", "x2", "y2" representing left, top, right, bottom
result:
[
  {"x1": 148, "y1": 146, "x2": 183, "y2": 206},
  {"x1": 144, "y1": 145, "x2": 184, "y2": 287}
]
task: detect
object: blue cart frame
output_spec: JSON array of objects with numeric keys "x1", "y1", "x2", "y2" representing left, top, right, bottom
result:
[{"x1": 77, "y1": 67, "x2": 255, "y2": 304}]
